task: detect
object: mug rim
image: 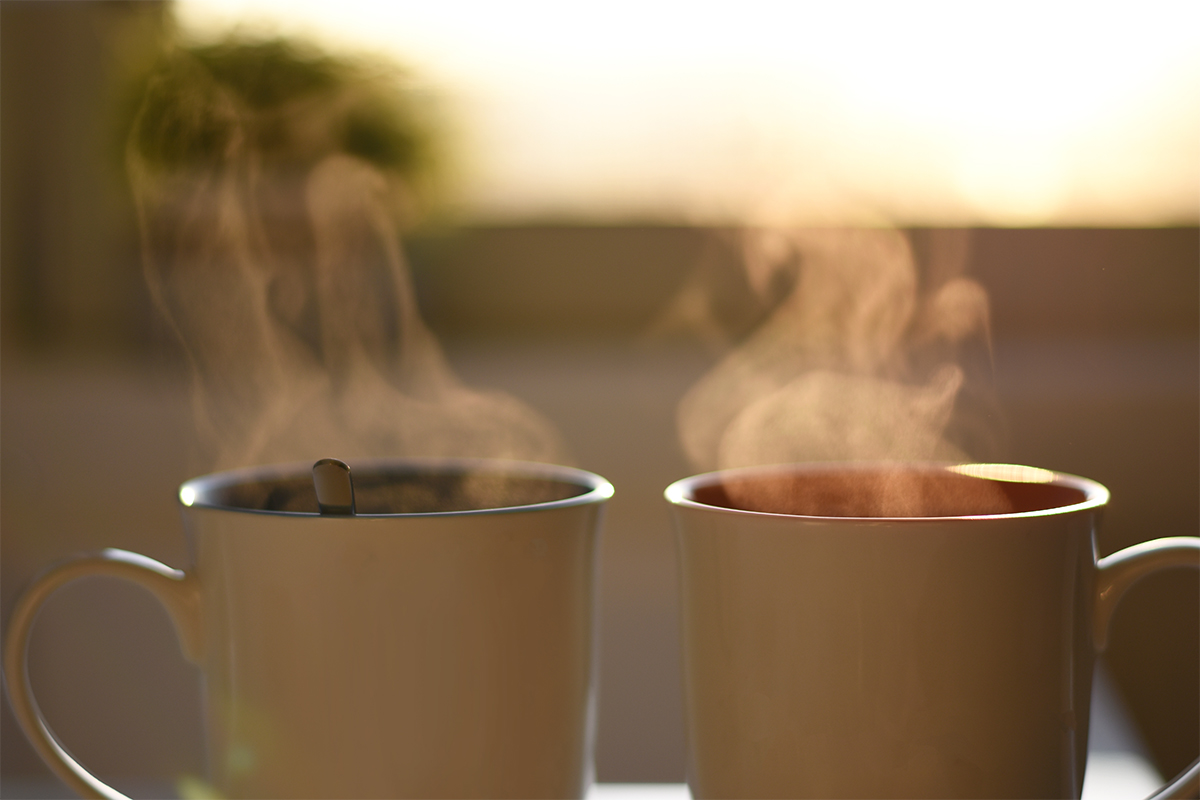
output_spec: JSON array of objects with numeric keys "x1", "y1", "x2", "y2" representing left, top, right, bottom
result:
[
  {"x1": 664, "y1": 461, "x2": 1109, "y2": 522},
  {"x1": 179, "y1": 457, "x2": 614, "y2": 517}
]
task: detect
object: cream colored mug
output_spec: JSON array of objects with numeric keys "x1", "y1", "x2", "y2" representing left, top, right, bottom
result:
[
  {"x1": 5, "y1": 458, "x2": 613, "y2": 800},
  {"x1": 667, "y1": 462, "x2": 1199, "y2": 799}
]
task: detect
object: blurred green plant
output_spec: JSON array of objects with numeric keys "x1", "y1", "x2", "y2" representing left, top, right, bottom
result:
[{"x1": 128, "y1": 33, "x2": 443, "y2": 219}]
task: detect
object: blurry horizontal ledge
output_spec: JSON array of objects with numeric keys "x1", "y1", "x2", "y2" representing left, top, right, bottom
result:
[
  {"x1": 992, "y1": 337, "x2": 1199, "y2": 401},
  {"x1": 2, "y1": 225, "x2": 1195, "y2": 357},
  {"x1": 407, "y1": 225, "x2": 1198, "y2": 342}
]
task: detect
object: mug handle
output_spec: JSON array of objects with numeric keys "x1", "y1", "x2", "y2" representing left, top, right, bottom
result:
[
  {"x1": 1093, "y1": 536, "x2": 1200, "y2": 800},
  {"x1": 3, "y1": 549, "x2": 203, "y2": 800}
]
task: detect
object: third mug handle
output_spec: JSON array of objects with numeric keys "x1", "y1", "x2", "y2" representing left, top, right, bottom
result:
[{"x1": 1093, "y1": 536, "x2": 1200, "y2": 800}]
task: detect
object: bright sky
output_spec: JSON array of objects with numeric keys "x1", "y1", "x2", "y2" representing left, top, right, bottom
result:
[{"x1": 177, "y1": 0, "x2": 1200, "y2": 225}]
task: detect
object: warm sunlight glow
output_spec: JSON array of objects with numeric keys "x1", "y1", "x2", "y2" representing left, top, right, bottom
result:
[
  {"x1": 950, "y1": 464, "x2": 1058, "y2": 485},
  {"x1": 176, "y1": 0, "x2": 1200, "y2": 225}
]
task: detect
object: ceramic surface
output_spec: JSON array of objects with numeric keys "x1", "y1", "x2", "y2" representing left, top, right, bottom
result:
[
  {"x1": 5, "y1": 458, "x2": 613, "y2": 800},
  {"x1": 666, "y1": 462, "x2": 1199, "y2": 800}
]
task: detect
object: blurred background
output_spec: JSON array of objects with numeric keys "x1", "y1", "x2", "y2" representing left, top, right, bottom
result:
[{"x1": 2, "y1": 0, "x2": 1196, "y2": 795}]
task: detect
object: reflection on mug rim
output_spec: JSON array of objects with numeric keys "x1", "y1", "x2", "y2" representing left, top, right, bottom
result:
[
  {"x1": 180, "y1": 457, "x2": 614, "y2": 518},
  {"x1": 665, "y1": 461, "x2": 1109, "y2": 522}
]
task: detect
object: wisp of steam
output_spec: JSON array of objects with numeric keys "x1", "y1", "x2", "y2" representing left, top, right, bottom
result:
[
  {"x1": 672, "y1": 227, "x2": 1009, "y2": 516},
  {"x1": 126, "y1": 37, "x2": 564, "y2": 472}
]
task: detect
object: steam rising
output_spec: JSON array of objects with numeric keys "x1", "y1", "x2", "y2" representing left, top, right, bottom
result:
[
  {"x1": 127, "y1": 39, "x2": 563, "y2": 469},
  {"x1": 676, "y1": 228, "x2": 998, "y2": 474}
]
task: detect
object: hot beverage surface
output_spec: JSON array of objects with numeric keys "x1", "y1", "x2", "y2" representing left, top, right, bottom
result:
[{"x1": 696, "y1": 465, "x2": 1087, "y2": 518}]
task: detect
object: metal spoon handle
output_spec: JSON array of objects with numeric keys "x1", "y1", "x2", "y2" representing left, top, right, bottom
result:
[{"x1": 313, "y1": 458, "x2": 356, "y2": 515}]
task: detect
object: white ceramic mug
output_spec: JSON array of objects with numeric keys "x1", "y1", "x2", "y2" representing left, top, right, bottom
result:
[
  {"x1": 5, "y1": 458, "x2": 613, "y2": 800},
  {"x1": 666, "y1": 462, "x2": 1199, "y2": 799}
]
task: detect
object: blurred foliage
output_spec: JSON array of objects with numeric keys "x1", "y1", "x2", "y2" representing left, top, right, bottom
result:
[{"x1": 128, "y1": 33, "x2": 442, "y2": 210}]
